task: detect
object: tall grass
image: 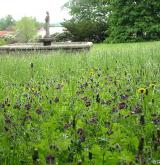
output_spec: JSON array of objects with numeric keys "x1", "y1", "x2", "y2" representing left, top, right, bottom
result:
[{"x1": 0, "y1": 42, "x2": 160, "y2": 165}]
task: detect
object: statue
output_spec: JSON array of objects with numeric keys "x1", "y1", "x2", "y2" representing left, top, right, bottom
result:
[{"x1": 45, "y1": 11, "x2": 50, "y2": 38}]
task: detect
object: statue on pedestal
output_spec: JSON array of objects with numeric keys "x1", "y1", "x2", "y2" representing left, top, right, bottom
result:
[{"x1": 45, "y1": 11, "x2": 50, "y2": 38}]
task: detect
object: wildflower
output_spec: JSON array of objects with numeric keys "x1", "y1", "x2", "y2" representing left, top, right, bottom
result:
[
  {"x1": 36, "y1": 108, "x2": 42, "y2": 115},
  {"x1": 85, "y1": 100, "x2": 91, "y2": 107},
  {"x1": 54, "y1": 97, "x2": 59, "y2": 103},
  {"x1": 120, "y1": 94, "x2": 129, "y2": 100},
  {"x1": 151, "y1": 114, "x2": 160, "y2": 125},
  {"x1": 90, "y1": 116, "x2": 97, "y2": 124},
  {"x1": 77, "y1": 128, "x2": 85, "y2": 136},
  {"x1": 119, "y1": 102, "x2": 126, "y2": 110},
  {"x1": 77, "y1": 128, "x2": 85, "y2": 142},
  {"x1": 90, "y1": 69, "x2": 94, "y2": 76},
  {"x1": 46, "y1": 155, "x2": 55, "y2": 165},
  {"x1": 5, "y1": 116, "x2": 11, "y2": 124},
  {"x1": 138, "y1": 88, "x2": 146, "y2": 94},
  {"x1": 132, "y1": 105, "x2": 142, "y2": 114},
  {"x1": 24, "y1": 103, "x2": 31, "y2": 110}
]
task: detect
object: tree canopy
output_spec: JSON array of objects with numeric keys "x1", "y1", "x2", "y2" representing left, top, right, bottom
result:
[
  {"x1": 107, "y1": 0, "x2": 160, "y2": 43},
  {"x1": 0, "y1": 15, "x2": 15, "y2": 30},
  {"x1": 15, "y1": 17, "x2": 39, "y2": 43},
  {"x1": 64, "y1": 0, "x2": 160, "y2": 43},
  {"x1": 63, "y1": 0, "x2": 108, "y2": 42}
]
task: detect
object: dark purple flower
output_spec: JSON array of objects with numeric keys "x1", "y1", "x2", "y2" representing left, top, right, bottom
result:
[
  {"x1": 85, "y1": 100, "x2": 91, "y2": 107},
  {"x1": 77, "y1": 128, "x2": 85, "y2": 136},
  {"x1": 46, "y1": 155, "x2": 55, "y2": 165},
  {"x1": 151, "y1": 114, "x2": 160, "y2": 125},
  {"x1": 120, "y1": 94, "x2": 129, "y2": 100},
  {"x1": 5, "y1": 116, "x2": 11, "y2": 124},
  {"x1": 118, "y1": 102, "x2": 126, "y2": 109},
  {"x1": 90, "y1": 116, "x2": 97, "y2": 124},
  {"x1": 24, "y1": 103, "x2": 31, "y2": 110},
  {"x1": 54, "y1": 97, "x2": 59, "y2": 103},
  {"x1": 131, "y1": 104, "x2": 142, "y2": 114},
  {"x1": 36, "y1": 108, "x2": 42, "y2": 115}
]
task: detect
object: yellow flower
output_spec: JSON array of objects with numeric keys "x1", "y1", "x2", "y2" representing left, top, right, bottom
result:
[
  {"x1": 90, "y1": 69, "x2": 95, "y2": 76},
  {"x1": 138, "y1": 88, "x2": 146, "y2": 94}
]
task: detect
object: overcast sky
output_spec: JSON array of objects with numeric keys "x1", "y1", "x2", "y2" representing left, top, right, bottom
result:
[{"x1": 0, "y1": 0, "x2": 71, "y2": 23}]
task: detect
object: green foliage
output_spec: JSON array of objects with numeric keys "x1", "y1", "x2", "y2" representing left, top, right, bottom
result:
[
  {"x1": 0, "y1": 42, "x2": 160, "y2": 164},
  {"x1": 0, "y1": 15, "x2": 15, "y2": 30},
  {"x1": 51, "y1": 31, "x2": 73, "y2": 42},
  {"x1": 107, "y1": 0, "x2": 160, "y2": 43},
  {"x1": 0, "y1": 39, "x2": 7, "y2": 46},
  {"x1": 63, "y1": 0, "x2": 108, "y2": 42},
  {"x1": 15, "y1": 17, "x2": 38, "y2": 43},
  {"x1": 62, "y1": 19, "x2": 107, "y2": 42}
]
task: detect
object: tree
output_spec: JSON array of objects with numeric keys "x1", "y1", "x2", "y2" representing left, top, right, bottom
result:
[
  {"x1": 63, "y1": 0, "x2": 108, "y2": 42},
  {"x1": 107, "y1": 0, "x2": 160, "y2": 43},
  {"x1": 15, "y1": 17, "x2": 39, "y2": 42},
  {"x1": 0, "y1": 15, "x2": 15, "y2": 30},
  {"x1": 62, "y1": 19, "x2": 107, "y2": 42}
]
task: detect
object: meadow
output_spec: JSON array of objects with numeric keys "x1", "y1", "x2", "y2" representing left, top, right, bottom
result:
[{"x1": 0, "y1": 42, "x2": 160, "y2": 165}]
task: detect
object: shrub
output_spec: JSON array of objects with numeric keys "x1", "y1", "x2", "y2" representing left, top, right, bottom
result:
[{"x1": 0, "y1": 38, "x2": 7, "y2": 46}]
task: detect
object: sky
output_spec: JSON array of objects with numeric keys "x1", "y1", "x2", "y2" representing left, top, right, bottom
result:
[{"x1": 0, "y1": 0, "x2": 71, "y2": 24}]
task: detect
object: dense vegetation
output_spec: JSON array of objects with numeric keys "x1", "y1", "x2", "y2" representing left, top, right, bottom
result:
[
  {"x1": 107, "y1": 0, "x2": 160, "y2": 43},
  {"x1": 1, "y1": 1, "x2": 160, "y2": 43},
  {"x1": 0, "y1": 15, "x2": 15, "y2": 31},
  {"x1": 0, "y1": 42, "x2": 160, "y2": 164},
  {"x1": 64, "y1": 0, "x2": 160, "y2": 43},
  {"x1": 63, "y1": 0, "x2": 108, "y2": 42}
]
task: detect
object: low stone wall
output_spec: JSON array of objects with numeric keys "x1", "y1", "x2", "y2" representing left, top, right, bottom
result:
[{"x1": 0, "y1": 42, "x2": 93, "y2": 53}]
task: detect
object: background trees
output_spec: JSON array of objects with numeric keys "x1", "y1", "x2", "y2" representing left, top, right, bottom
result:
[
  {"x1": 15, "y1": 17, "x2": 39, "y2": 42},
  {"x1": 106, "y1": 0, "x2": 160, "y2": 42},
  {"x1": 63, "y1": 0, "x2": 108, "y2": 42},
  {"x1": 1, "y1": 0, "x2": 160, "y2": 43},
  {"x1": 64, "y1": 0, "x2": 160, "y2": 43},
  {"x1": 0, "y1": 15, "x2": 15, "y2": 30}
]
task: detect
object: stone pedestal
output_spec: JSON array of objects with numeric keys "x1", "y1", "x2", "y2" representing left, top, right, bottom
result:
[{"x1": 39, "y1": 38, "x2": 53, "y2": 46}]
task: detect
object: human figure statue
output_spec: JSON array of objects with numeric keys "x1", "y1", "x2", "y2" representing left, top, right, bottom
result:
[{"x1": 45, "y1": 11, "x2": 50, "y2": 38}]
